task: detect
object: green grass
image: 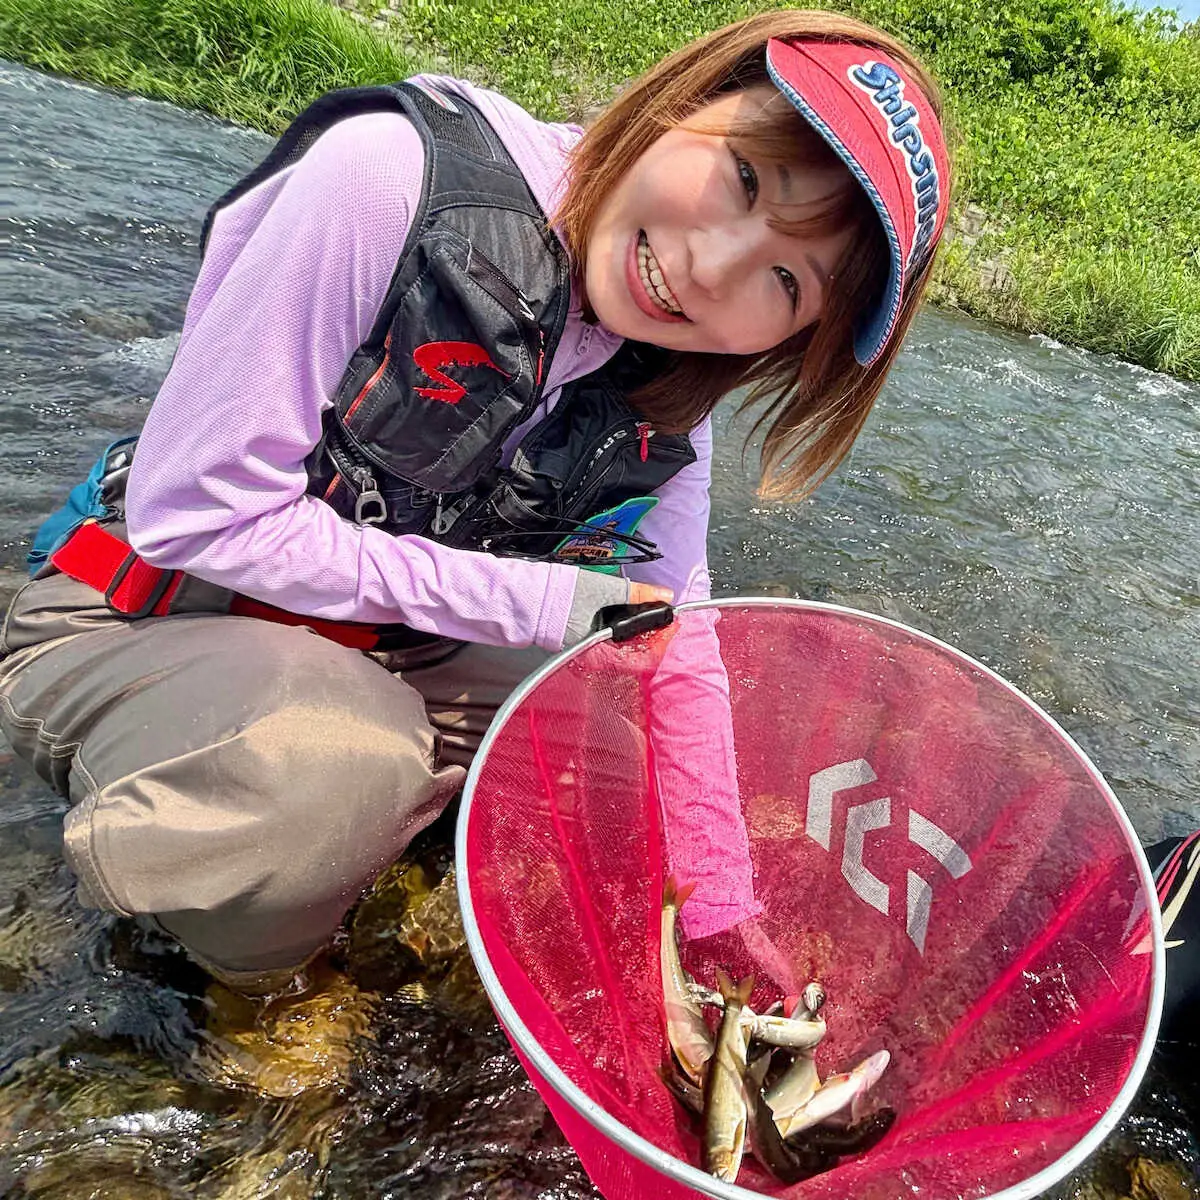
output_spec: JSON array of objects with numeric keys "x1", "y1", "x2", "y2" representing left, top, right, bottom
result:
[
  {"x1": 0, "y1": 0, "x2": 431, "y2": 129},
  {"x1": 3, "y1": 0, "x2": 1199, "y2": 379}
]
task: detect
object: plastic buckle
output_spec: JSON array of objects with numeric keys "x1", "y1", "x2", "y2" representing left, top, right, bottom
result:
[
  {"x1": 105, "y1": 551, "x2": 174, "y2": 619},
  {"x1": 590, "y1": 601, "x2": 675, "y2": 643}
]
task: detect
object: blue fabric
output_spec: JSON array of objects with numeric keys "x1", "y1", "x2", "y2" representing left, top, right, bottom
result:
[{"x1": 26, "y1": 436, "x2": 137, "y2": 575}]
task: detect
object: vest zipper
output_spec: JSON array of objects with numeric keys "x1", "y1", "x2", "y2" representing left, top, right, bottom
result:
[
  {"x1": 325, "y1": 433, "x2": 388, "y2": 526},
  {"x1": 466, "y1": 254, "x2": 546, "y2": 388},
  {"x1": 345, "y1": 331, "x2": 393, "y2": 424},
  {"x1": 350, "y1": 467, "x2": 387, "y2": 526}
]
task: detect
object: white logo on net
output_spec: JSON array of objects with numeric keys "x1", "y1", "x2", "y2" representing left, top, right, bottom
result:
[{"x1": 806, "y1": 760, "x2": 971, "y2": 953}]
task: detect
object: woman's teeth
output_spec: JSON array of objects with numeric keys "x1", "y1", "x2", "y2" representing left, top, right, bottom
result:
[{"x1": 637, "y1": 233, "x2": 683, "y2": 316}]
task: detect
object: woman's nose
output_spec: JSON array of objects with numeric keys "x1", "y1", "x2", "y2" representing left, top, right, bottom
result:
[
  {"x1": 687, "y1": 225, "x2": 752, "y2": 299},
  {"x1": 688, "y1": 223, "x2": 766, "y2": 301}
]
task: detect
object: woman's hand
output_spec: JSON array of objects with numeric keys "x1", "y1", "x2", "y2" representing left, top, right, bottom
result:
[{"x1": 628, "y1": 582, "x2": 674, "y2": 606}]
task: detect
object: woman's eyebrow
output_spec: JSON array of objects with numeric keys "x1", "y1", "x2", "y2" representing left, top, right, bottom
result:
[{"x1": 806, "y1": 252, "x2": 830, "y2": 304}]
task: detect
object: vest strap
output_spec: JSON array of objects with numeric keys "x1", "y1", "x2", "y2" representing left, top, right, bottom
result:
[
  {"x1": 51, "y1": 520, "x2": 181, "y2": 619},
  {"x1": 49, "y1": 521, "x2": 382, "y2": 650}
]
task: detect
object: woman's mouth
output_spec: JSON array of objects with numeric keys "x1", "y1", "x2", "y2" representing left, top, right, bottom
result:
[{"x1": 627, "y1": 231, "x2": 688, "y2": 323}]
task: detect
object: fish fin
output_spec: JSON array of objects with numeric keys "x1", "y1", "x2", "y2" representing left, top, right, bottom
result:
[
  {"x1": 782, "y1": 994, "x2": 802, "y2": 1019},
  {"x1": 664, "y1": 875, "x2": 697, "y2": 910}
]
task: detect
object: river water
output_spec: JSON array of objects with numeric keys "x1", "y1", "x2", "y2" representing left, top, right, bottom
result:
[{"x1": 1, "y1": 59, "x2": 1198, "y2": 1199}]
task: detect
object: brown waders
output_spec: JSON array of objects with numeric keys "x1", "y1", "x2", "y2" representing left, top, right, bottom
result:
[{"x1": 0, "y1": 567, "x2": 548, "y2": 992}]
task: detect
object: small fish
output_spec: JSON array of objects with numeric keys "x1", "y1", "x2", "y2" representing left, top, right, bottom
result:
[
  {"x1": 744, "y1": 1009, "x2": 827, "y2": 1050},
  {"x1": 702, "y1": 970, "x2": 754, "y2": 1182},
  {"x1": 763, "y1": 1043, "x2": 821, "y2": 1120},
  {"x1": 741, "y1": 1048, "x2": 826, "y2": 1184},
  {"x1": 755, "y1": 985, "x2": 826, "y2": 1117},
  {"x1": 801, "y1": 1107, "x2": 897, "y2": 1155},
  {"x1": 777, "y1": 1049, "x2": 891, "y2": 1140},
  {"x1": 661, "y1": 877, "x2": 713, "y2": 1084},
  {"x1": 693, "y1": 986, "x2": 828, "y2": 1051},
  {"x1": 766, "y1": 1107, "x2": 896, "y2": 1183}
]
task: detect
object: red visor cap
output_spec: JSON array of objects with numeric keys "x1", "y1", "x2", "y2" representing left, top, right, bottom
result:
[{"x1": 765, "y1": 38, "x2": 950, "y2": 366}]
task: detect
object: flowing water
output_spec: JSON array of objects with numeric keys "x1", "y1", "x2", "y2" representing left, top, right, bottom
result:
[{"x1": 2, "y1": 59, "x2": 1198, "y2": 1200}]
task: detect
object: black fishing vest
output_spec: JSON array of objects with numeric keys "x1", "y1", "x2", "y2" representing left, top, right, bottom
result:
[{"x1": 204, "y1": 80, "x2": 696, "y2": 567}]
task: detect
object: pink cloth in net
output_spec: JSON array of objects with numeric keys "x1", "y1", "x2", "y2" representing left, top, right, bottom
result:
[{"x1": 463, "y1": 603, "x2": 1157, "y2": 1200}]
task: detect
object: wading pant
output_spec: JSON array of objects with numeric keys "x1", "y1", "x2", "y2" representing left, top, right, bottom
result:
[{"x1": 0, "y1": 570, "x2": 548, "y2": 991}]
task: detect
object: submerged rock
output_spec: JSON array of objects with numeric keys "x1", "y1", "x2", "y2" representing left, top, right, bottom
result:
[
  {"x1": 1130, "y1": 1157, "x2": 1198, "y2": 1200},
  {"x1": 349, "y1": 850, "x2": 490, "y2": 1024},
  {"x1": 198, "y1": 962, "x2": 376, "y2": 1100}
]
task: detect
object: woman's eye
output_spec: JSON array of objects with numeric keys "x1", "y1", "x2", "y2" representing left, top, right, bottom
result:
[
  {"x1": 734, "y1": 153, "x2": 758, "y2": 205},
  {"x1": 775, "y1": 266, "x2": 799, "y2": 309}
]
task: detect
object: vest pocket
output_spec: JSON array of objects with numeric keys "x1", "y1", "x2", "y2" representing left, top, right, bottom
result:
[{"x1": 336, "y1": 234, "x2": 545, "y2": 494}]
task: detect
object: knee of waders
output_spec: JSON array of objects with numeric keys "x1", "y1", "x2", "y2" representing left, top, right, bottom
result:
[{"x1": 57, "y1": 621, "x2": 462, "y2": 924}]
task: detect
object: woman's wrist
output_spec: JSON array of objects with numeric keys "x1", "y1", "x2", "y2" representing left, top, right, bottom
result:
[{"x1": 562, "y1": 570, "x2": 632, "y2": 647}]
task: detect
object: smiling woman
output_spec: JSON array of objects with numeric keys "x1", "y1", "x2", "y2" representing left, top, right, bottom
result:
[
  {"x1": 557, "y1": 10, "x2": 950, "y2": 497},
  {"x1": 0, "y1": 9, "x2": 950, "y2": 996},
  {"x1": 584, "y1": 87, "x2": 858, "y2": 350}
]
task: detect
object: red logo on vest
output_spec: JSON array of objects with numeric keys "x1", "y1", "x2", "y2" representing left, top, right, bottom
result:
[{"x1": 413, "y1": 341, "x2": 508, "y2": 405}]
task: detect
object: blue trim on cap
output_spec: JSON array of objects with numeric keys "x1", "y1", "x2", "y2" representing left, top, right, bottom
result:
[{"x1": 765, "y1": 55, "x2": 904, "y2": 367}]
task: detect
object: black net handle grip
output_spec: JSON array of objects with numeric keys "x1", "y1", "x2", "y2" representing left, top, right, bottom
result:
[{"x1": 590, "y1": 601, "x2": 675, "y2": 643}]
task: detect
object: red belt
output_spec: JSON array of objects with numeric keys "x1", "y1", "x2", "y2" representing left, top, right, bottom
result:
[{"x1": 50, "y1": 520, "x2": 383, "y2": 650}]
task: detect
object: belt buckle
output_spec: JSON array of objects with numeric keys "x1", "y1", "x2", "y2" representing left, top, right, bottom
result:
[{"x1": 105, "y1": 550, "x2": 174, "y2": 619}]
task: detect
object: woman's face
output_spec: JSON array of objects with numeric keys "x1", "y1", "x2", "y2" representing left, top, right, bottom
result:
[{"x1": 584, "y1": 87, "x2": 856, "y2": 356}]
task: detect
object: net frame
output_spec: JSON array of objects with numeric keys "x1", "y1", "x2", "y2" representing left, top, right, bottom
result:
[{"x1": 455, "y1": 597, "x2": 1165, "y2": 1200}]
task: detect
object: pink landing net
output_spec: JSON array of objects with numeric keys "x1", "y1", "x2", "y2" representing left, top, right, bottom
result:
[{"x1": 456, "y1": 600, "x2": 1163, "y2": 1200}]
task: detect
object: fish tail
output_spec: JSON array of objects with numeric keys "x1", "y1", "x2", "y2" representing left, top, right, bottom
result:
[
  {"x1": 732, "y1": 974, "x2": 756, "y2": 1006},
  {"x1": 714, "y1": 966, "x2": 735, "y2": 999},
  {"x1": 663, "y1": 874, "x2": 697, "y2": 910}
]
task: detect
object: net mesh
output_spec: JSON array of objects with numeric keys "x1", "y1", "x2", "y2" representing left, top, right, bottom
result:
[{"x1": 460, "y1": 602, "x2": 1159, "y2": 1200}]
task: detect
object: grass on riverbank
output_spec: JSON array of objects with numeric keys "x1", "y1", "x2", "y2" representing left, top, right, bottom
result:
[
  {"x1": 0, "y1": 0, "x2": 429, "y2": 129},
  {"x1": 3, "y1": 0, "x2": 1199, "y2": 379}
]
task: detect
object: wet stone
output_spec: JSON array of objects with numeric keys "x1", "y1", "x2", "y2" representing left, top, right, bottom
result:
[{"x1": 1130, "y1": 1157, "x2": 1199, "y2": 1200}]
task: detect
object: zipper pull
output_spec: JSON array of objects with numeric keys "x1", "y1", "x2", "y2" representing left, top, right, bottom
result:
[
  {"x1": 351, "y1": 468, "x2": 387, "y2": 526},
  {"x1": 636, "y1": 422, "x2": 653, "y2": 462},
  {"x1": 431, "y1": 494, "x2": 470, "y2": 536}
]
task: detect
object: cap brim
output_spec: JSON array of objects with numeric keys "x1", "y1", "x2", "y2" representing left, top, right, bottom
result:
[{"x1": 765, "y1": 40, "x2": 909, "y2": 367}]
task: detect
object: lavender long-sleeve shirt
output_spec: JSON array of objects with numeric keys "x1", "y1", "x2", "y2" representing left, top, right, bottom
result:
[{"x1": 124, "y1": 75, "x2": 715, "y2": 651}]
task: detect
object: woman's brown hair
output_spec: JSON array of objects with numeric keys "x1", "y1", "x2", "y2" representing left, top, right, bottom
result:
[{"x1": 554, "y1": 10, "x2": 951, "y2": 499}]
